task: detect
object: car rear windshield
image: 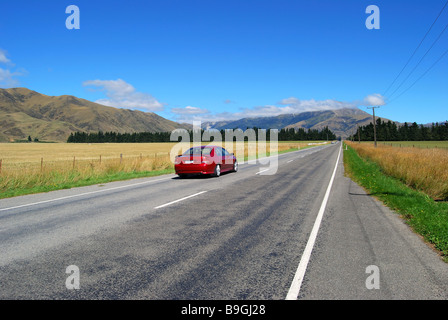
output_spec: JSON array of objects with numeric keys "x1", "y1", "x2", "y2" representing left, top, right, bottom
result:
[{"x1": 183, "y1": 147, "x2": 213, "y2": 156}]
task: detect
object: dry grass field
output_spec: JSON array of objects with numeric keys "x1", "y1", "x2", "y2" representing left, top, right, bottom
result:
[
  {"x1": 0, "y1": 141, "x2": 323, "y2": 198},
  {"x1": 346, "y1": 141, "x2": 448, "y2": 201}
]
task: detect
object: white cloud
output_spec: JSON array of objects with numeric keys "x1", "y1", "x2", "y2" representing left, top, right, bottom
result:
[
  {"x1": 0, "y1": 49, "x2": 26, "y2": 88},
  {"x1": 173, "y1": 94, "x2": 384, "y2": 124},
  {"x1": 0, "y1": 68, "x2": 22, "y2": 87},
  {"x1": 277, "y1": 97, "x2": 356, "y2": 113},
  {"x1": 170, "y1": 106, "x2": 211, "y2": 123},
  {"x1": 83, "y1": 79, "x2": 164, "y2": 111},
  {"x1": 360, "y1": 93, "x2": 386, "y2": 106},
  {"x1": 171, "y1": 106, "x2": 209, "y2": 115},
  {"x1": 0, "y1": 50, "x2": 11, "y2": 64}
]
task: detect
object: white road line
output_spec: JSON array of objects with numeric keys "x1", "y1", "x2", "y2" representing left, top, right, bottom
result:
[
  {"x1": 286, "y1": 143, "x2": 342, "y2": 300},
  {"x1": 287, "y1": 159, "x2": 294, "y2": 163},
  {"x1": 255, "y1": 169, "x2": 271, "y2": 175},
  {"x1": 0, "y1": 176, "x2": 172, "y2": 212},
  {"x1": 154, "y1": 191, "x2": 207, "y2": 209}
]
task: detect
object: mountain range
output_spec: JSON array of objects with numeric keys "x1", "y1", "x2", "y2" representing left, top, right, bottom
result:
[
  {"x1": 0, "y1": 88, "x2": 190, "y2": 142},
  {"x1": 0, "y1": 87, "x2": 394, "y2": 142},
  {"x1": 203, "y1": 108, "x2": 386, "y2": 139}
]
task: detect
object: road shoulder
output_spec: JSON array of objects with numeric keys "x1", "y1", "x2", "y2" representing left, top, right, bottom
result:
[{"x1": 298, "y1": 151, "x2": 448, "y2": 299}]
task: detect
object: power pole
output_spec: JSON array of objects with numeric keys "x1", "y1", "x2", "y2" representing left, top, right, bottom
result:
[
  {"x1": 367, "y1": 106, "x2": 380, "y2": 147},
  {"x1": 357, "y1": 124, "x2": 361, "y2": 143}
]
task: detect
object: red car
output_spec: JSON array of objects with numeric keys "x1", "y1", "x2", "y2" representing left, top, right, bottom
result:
[{"x1": 174, "y1": 145, "x2": 238, "y2": 178}]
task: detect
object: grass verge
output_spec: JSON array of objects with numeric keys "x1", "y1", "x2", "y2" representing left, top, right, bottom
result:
[
  {"x1": 1, "y1": 168, "x2": 175, "y2": 199},
  {"x1": 343, "y1": 142, "x2": 448, "y2": 262}
]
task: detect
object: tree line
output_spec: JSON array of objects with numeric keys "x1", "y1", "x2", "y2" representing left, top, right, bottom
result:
[
  {"x1": 278, "y1": 127, "x2": 336, "y2": 141},
  {"x1": 67, "y1": 127, "x2": 337, "y2": 143},
  {"x1": 349, "y1": 119, "x2": 448, "y2": 141}
]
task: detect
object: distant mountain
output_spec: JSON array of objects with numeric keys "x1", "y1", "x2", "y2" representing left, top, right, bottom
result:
[
  {"x1": 0, "y1": 88, "x2": 190, "y2": 142},
  {"x1": 202, "y1": 108, "x2": 389, "y2": 138},
  {"x1": 423, "y1": 120, "x2": 447, "y2": 127}
]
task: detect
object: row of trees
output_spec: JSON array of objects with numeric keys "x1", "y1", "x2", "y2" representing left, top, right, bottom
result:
[
  {"x1": 278, "y1": 127, "x2": 336, "y2": 141},
  {"x1": 67, "y1": 131, "x2": 172, "y2": 143},
  {"x1": 67, "y1": 127, "x2": 337, "y2": 143},
  {"x1": 349, "y1": 119, "x2": 448, "y2": 141}
]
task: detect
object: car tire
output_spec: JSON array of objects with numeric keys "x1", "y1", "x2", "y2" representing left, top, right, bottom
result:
[
  {"x1": 213, "y1": 164, "x2": 221, "y2": 177},
  {"x1": 232, "y1": 160, "x2": 238, "y2": 172}
]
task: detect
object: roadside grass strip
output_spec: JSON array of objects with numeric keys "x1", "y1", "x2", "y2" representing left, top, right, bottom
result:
[
  {"x1": 0, "y1": 169, "x2": 175, "y2": 199},
  {"x1": 343, "y1": 143, "x2": 448, "y2": 262}
]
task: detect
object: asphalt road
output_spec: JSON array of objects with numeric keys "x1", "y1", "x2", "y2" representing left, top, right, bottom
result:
[{"x1": 1, "y1": 142, "x2": 447, "y2": 300}]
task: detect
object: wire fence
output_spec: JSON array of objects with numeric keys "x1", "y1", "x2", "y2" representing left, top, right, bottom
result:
[
  {"x1": 0, "y1": 152, "x2": 172, "y2": 175},
  {"x1": 378, "y1": 142, "x2": 448, "y2": 149},
  {"x1": 0, "y1": 142, "x2": 309, "y2": 175}
]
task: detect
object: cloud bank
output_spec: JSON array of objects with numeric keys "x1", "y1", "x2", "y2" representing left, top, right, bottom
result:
[
  {"x1": 80, "y1": 78, "x2": 385, "y2": 124},
  {"x1": 83, "y1": 79, "x2": 164, "y2": 111},
  {"x1": 171, "y1": 106, "x2": 210, "y2": 115},
  {"x1": 0, "y1": 49, "x2": 25, "y2": 88},
  {"x1": 171, "y1": 94, "x2": 386, "y2": 123}
]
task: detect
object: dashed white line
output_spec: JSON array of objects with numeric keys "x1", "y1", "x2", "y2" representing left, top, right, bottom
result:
[
  {"x1": 255, "y1": 169, "x2": 271, "y2": 175},
  {"x1": 154, "y1": 191, "x2": 207, "y2": 209},
  {"x1": 286, "y1": 143, "x2": 342, "y2": 300}
]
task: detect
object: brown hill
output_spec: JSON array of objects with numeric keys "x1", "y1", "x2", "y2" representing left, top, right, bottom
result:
[
  {"x1": 284, "y1": 108, "x2": 386, "y2": 138},
  {"x1": 0, "y1": 88, "x2": 189, "y2": 142}
]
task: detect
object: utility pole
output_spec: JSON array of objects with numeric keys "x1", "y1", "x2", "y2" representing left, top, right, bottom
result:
[
  {"x1": 367, "y1": 106, "x2": 380, "y2": 147},
  {"x1": 357, "y1": 124, "x2": 361, "y2": 143}
]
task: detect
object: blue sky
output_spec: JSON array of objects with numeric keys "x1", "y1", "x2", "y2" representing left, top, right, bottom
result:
[{"x1": 0, "y1": 0, "x2": 447, "y2": 124}]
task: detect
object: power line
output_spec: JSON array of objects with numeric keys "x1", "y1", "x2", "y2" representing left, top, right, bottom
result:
[
  {"x1": 387, "y1": 47, "x2": 448, "y2": 104},
  {"x1": 387, "y1": 20, "x2": 448, "y2": 101},
  {"x1": 382, "y1": 0, "x2": 448, "y2": 97}
]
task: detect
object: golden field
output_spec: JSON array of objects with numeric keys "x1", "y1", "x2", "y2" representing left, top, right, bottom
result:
[
  {"x1": 0, "y1": 141, "x2": 320, "y2": 198},
  {"x1": 346, "y1": 141, "x2": 448, "y2": 201}
]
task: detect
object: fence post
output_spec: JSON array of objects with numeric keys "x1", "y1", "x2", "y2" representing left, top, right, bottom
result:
[
  {"x1": 0, "y1": 159, "x2": 2, "y2": 174},
  {"x1": 120, "y1": 153, "x2": 123, "y2": 164},
  {"x1": 41, "y1": 157, "x2": 43, "y2": 172},
  {"x1": 73, "y1": 156, "x2": 76, "y2": 169}
]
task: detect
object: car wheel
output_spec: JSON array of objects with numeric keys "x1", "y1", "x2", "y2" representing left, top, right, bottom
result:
[
  {"x1": 233, "y1": 160, "x2": 238, "y2": 172},
  {"x1": 213, "y1": 164, "x2": 221, "y2": 177}
]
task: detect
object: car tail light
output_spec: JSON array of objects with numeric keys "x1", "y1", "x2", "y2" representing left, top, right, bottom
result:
[
  {"x1": 174, "y1": 156, "x2": 181, "y2": 164},
  {"x1": 201, "y1": 156, "x2": 212, "y2": 164}
]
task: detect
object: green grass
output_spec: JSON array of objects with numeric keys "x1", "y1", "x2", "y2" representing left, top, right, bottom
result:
[
  {"x1": 343, "y1": 142, "x2": 448, "y2": 262},
  {"x1": 0, "y1": 168, "x2": 175, "y2": 199}
]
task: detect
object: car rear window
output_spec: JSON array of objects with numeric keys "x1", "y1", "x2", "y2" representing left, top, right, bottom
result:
[{"x1": 183, "y1": 147, "x2": 213, "y2": 156}]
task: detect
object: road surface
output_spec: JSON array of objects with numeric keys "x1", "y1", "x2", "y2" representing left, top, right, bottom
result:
[{"x1": 1, "y1": 142, "x2": 447, "y2": 300}]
